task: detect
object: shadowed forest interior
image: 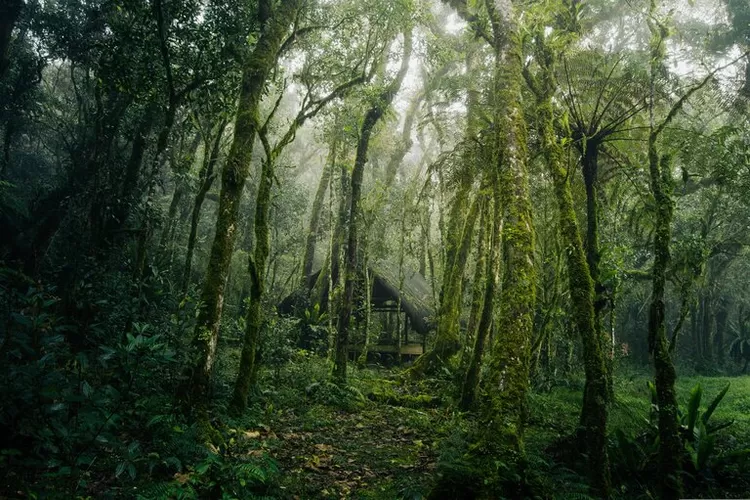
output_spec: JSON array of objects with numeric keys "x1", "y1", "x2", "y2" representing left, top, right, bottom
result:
[{"x1": 2, "y1": 0, "x2": 750, "y2": 498}]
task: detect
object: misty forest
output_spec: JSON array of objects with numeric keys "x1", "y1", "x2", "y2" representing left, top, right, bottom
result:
[{"x1": 3, "y1": 0, "x2": 750, "y2": 498}]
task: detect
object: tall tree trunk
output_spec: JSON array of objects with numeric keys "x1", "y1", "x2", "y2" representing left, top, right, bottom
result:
[
  {"x1": 715, "y1": 298, "x2": 728, "y2": 364},
  {"x1": 302, "y1": 143, "x2": 335, "y2": 287},
  {"x1": 182, "y1": 119, "x2": 227, "y2": 293},
  {"x1": 411, "y1": 192, "x2": 480, "y2": 376},
  {"x1": 533, "y1": 36, "x2": 610, "y2": 494},
  {"x1": 410, "y1": 49, "x2": 480, "y2": 377},
  {"x1": 647, "y1": 142, "x2": 682, "y2": 500},
  {"x1": 109, "y1": 103, "x2": 157, "y2": 238},
  {"x1": 641, "y1": 3, "x2": 733, "y2": 491},
  {"x1": 481, "y1": 0, "x2": 536, "y2": 455},
  {"x1": 184, "y1": 0, "x2": 300, "y2": 414},
  {"x1": 333, "y1": 29, "x2": 412, "y2": 384},
  {"x1": 460, "y1": 193, "x2": 497, "y2": 411},
  {"x1": 581, "y1": 141, "x2": 613, "y2": 400},
  {"x1": 159, "y1": 131, "x2": 202, "y2": 255},
  {"x1": 460, "y1": 196, "x2": 489, "y2": 370},
  {"x1": 230, "y1": 155, "x2": 273, "y2": 414}
]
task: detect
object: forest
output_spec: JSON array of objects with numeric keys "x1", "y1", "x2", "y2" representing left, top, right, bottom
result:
[{"x1": 2, "y1": 0, "x2": 750, "y2": 498}]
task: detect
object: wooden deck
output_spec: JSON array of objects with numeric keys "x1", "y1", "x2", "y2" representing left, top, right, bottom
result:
[{"x1": 348, "y1": 343, "x2": 424, "y2": 356}]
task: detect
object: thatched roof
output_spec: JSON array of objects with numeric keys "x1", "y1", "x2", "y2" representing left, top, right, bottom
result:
[
  {"x1": 278, "y1": 260, "x2": 435, "y2": 335},
  {"x1": 368, "y1": 260, "x2": 434, "y2": 334}
]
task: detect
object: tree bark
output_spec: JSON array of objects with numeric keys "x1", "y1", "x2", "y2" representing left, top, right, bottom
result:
[
  {"x1": 460, "y1": 193, "x2": 496, "y2": 411},
  {"x1": 159, "y1": 131, "x2": 202, "y2": 255},
  {"x1": 580, "y1": 141, "x2": 614, "y2": 400},
  {"x1": 410, "y1": 192, "x2": 480, "y2": 376},
  {"x1": 230, "y1": 155, "x2": 272, "y2": 414},
  {"x1": 410, "y1": 48, "x2": 480, "y2": 377},
  {"x1": 460, "y1": 196, "x2": 489, "y2": 370},
  {"x1": 648, "y1": 146, "x2": 682, "y2": 500}
]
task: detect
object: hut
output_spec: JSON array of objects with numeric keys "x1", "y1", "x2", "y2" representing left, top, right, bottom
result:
[{"x1": 278, "y1": 260, "x2": 435, "y2": 359}]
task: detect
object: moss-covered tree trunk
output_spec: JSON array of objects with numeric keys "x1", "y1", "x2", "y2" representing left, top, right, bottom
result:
[
  {"x1": 184, "y1": 0, "x2": 300, "y2": 412},
  {"x1": 182, "y1": 119, "x2": 227, "y2": 293},
  {"x1": 647, "y1": 141, "x2": 682, "y2": 499},
  {"x1": 410, "y1": 49, "x2": 480, "y2": 377},
  {"x1": 333, "y1": 29, "x2": 412, "y2": 383},
  {"x1": 230, "y1": 154, "x2": 272, "y2": 414},
  {"x1": 411, "y1": 192, "x2": 480, "y2": 376},
  {"x1": 533, "y1": 35, "x2": 610, "y2": 495},
  {"x1": 460, "y1": 192, "x2": 497, "y2": 411},
  {"x1": 481, "y1": 0, "x2": 536, "y2": 455},
  {"x1": 302, "y1": 146, "x2": 335, "y2": 287},
  {"x1": 579, "y1": 141, "x2": 616, "y2": 402},
  {"x1": 645, "y1": 4, "x2": 696, "y2": 495},
  {"x1": 460, "y1": 196, "x2": 489, "y2": 371}
]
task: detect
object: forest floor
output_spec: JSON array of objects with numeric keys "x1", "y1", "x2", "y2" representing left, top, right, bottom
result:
[
  {"x1": 268, "y1": 401, "x2": 439, "y2": 498},
  {"x1": 229, "y1": 357, "x2": 750, "y2": 499}
]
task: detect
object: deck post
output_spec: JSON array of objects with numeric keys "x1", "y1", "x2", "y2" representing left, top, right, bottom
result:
[
  {"x1": 404, "y1": 314, "x2": 409, "y2": 345},
  {"x1": 396, "y1": 310, "x2": 402, "y2": 365}
]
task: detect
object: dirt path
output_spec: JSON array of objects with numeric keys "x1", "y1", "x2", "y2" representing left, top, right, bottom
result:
[{"x1": 266, "y1": 403, "x2": 439, "y2": 498}]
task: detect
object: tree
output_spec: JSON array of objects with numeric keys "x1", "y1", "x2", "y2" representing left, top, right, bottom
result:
[
  {"x1": 230, "y1": 13, "x2": 381, "y2": 411},
  {"x1": 184, "y1": 0, "x2": 303, "y2": 420},
  {"x1": 333, "y1": 25, "x2": 413, "y2": 384},
  {"x1": 645, "y1": 2, "x2": 748, "y2": 496},
  {"x1": 523, "y1": 2, "x2": 610, "y2": 493}
]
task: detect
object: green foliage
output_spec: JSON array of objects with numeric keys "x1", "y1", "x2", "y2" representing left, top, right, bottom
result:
[
  {"x1": 611, "y1": 381, "x2": 749, "y2": 484},
  {"x1": 305, "y1": 381, "x2": 366, "y2": 411},
  {"x1": 136, "y1": 440, "x2": 279, "y2": 500},
  {"x1": 0, "y1": 268, "x2": 200, "y2": 496}
]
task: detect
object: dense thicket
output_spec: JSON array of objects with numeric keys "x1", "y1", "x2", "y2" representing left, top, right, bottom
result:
[{"x1": 2, "y1": 0, "x2": 750, "y2": 498}]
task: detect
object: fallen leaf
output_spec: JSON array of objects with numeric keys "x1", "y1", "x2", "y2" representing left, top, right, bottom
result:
[{"x1": 173, "y1": 472, "x2": 191, "y2": 485}]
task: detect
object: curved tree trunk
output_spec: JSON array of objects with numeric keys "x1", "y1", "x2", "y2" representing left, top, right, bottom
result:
[
  {"x1": 410, "y1": 192, "x2": 480, "y2": 376},
  {"x1": 184, "y1": 0, "x2": 301, "y2": 414},
  {"x1": 182, "y1": 119, "x2": 227, "y2": 293},
  {"x1": 410, "y1": 49, "x2": 480, "y2": 377},
  {"x1": 302, "y1": 143, "x2": 335, "y2": 287},
  {"x1": 333, "y1": 29, "x2": 412, "y2": 383},
  {"x1": 459, "y1": 196, "x2": 489, "y2": 371},
  {"x1": 534, "y1": 36, "x2": 610, "y2": 494},
  {"x1": 159, "y1": 131, "x2": 202, "y2": 256},
  {"x1": 230, "y1": 155, "x2": 272, "y2": 414},
  {"x1": 460, "y1": 193, "x2": 497, "y2": 411}
]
